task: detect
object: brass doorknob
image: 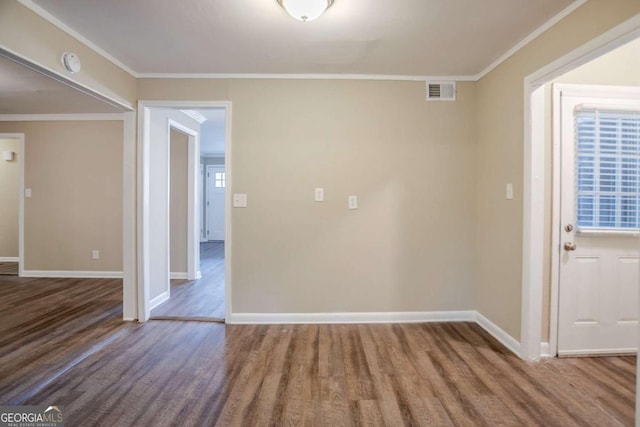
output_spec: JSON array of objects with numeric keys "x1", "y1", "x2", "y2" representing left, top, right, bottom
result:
[{"x1": 564, "y1": 242, "x2": 577, "y2": 251}]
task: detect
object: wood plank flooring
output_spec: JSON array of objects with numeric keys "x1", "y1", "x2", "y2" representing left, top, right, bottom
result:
[
  {"x1": 151, "y1": 242, "x2": 225, "y2": 319},
  {"x1": 0, "y1": 262, "x2": 18, "y2": 275},
  {"x1": 0, "y1": 274, "x2": 132, "y2": 405},
  {"x1": 0, "y1": 267, "x2": 635, "y2": 426}
]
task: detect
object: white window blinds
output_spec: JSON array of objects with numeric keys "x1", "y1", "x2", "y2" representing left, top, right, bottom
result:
[{"x1": 575, "y1": 109, "x2": 640, "y2": 230}]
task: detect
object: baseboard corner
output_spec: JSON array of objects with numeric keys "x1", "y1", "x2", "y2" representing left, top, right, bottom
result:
[{"x1": 474, "y1": 311, "x2": 521, "y2": 357}]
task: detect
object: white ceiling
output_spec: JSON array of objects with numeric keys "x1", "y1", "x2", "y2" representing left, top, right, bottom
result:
[
  {"x1": 0, "y1": 55, "x2": 123, "y2": 114},
  {"x1": 196, "y1": 109, "x2": 226, "y2": 156},
  {"x1": 29, "y1": 0, "x2": 576, "y2": 76}
]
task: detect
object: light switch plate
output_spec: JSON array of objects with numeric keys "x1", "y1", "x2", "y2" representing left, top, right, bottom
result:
[
  {"x1": 233, "y1": 193, "x2": 247, "y2": 208},
  {"x1": 25, "y1": 188, "x2": 32, "y2": 198},
  {"x1": 506, "y1": 183, "x2": 514, "y2": 200},
  {"x1": 92, "y1": 250, "x2": 100, "y2": 260},
  {"x1": 315, "y1": 188, "x2": 324, "y2": 202},
  {"x1": 348, "y1": 195, "x2": 358, "y2": 210}
]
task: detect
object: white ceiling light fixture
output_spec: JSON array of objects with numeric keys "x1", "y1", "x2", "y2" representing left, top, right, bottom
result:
[{"x1": 277, "y1": 0, "x2": 334, "y2": 22}]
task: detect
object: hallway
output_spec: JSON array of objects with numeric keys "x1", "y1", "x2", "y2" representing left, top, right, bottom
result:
[{"x1": 151, "y1": 242, "x2": 225, "y2": 319}]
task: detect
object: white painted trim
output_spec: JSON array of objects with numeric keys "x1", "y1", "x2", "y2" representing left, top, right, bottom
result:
[
  {"x1": 16, "y1": 0, "x2": 137, "y2": 77},
  {"x1": 0, "y1": 114, "x2": 124, "y2": 122},
  {"x1": 170, "y1": 272, "x2": 189, "y2": 280},
  {"x1": 227, "y1": 309, "x2": 523, "y2": 357},
  {"x1": 540, "y1": 342, "x2": 552, "y2": 358},
  {"x1": 149, "y1": 291, "x2": 170, "y2": 310},
  {"x1": 476, "y1": 0, "x2": 588, "y2": 80},
  {"x1": 12, "y1": 0, "x2": 590, "y2": 85},
  {"x1": 0, "y1": 47, "x2": 133, "y2": 111},
  {"x1": 527, "y1": 16, "x2": 640, "y2": 88},
  {"x1": 475, "y1": 312, "x2": 522, "y2": 356},
  {"x1": 137, "y1": 100, "x2": 232, "y2": 323},
  {"x1": 136, "y1": 73, "x2": 477, "y2": 82},
  {"x1": 559, "y1": 348, "x2": 637, "y2": 357},
  {"x1": 521, "y1": 15, "x2": 640, "y2": 360},
  {"x1": 167, "y1": 119, "x2": 200, "y2": 282},
  {"x1": 122, "y1": 111, "x2": 137, "y2": 321},
  {"x1": 520, "y1": 85, "x2": 545, "y2": 361},
  {"x1": 0, "y1": 257, "x2": 19, "y2": 262},
  {"x1": 21, "y1": 270, "x2": 124, "y2": 278},
  {"x1": 137, "y1": 103, "x2": 152, "y2": 322},
  {"x1": 228, "y1": 311, "x2": 476, "y2": 325},
  {"x1": 549, "y1": 84, "x2": 562, "y2": 358}
]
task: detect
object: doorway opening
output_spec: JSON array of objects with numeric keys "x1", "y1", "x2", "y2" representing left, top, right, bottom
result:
[
  {"x1": 521, "y1": 20, "x2": 640, "y2": 360},
  {"x1": 139, "y1": 103, "x2": 231, "y2": 323},
  {"x1": 0, "y1": 134, "x2": 23, "y2": 276}
]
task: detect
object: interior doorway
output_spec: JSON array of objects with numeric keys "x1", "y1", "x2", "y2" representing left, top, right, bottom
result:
[
  {"x1": 0, "y1": 134, "x2": 23, "y2": 276},
  {"x1": 521, "y1": 24, "x2": 640, "y2": 360},
  {"x1": 140, "y1": 103, "x2": 230, "y2": 322}
]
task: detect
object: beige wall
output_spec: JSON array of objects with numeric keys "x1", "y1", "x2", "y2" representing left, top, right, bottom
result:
[
  {"x1": 0, "y1": 138, "x2": 19, "y2": 258},
  {"x1": 170, "y1": 128, "x2": 188, "y2": 274},
  {"x1": 476, "y1": 0, "x2": 640, "y2": 340},
  {"x1": 0, "y1": 0, "x2": 136, "y2": 107},
  {"x1": 140, "y1": 79, "x2": 477, "y2": 313},
  {"x1": 540, "y1": 36, "x2": 640, "y2": 341},
  {"x1": 0, "y1": 121, "x2": 123, "y2": 271}
]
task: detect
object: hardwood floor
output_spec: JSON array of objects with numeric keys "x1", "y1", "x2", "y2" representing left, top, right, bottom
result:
[
  {"x1": 0, "y1": 269, "x2": 635, "y2": 426},
  {"x1": 151, "y1": 242, "x2": 225, "y2": 319},
  {"x1": 0, "y1": 275, "x2": 131, "y2": 405},
  {"x1": 0, "y1": 262, "x2": 18, "y2": 275}
]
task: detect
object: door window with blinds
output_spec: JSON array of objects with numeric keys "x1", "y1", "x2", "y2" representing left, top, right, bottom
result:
[{"x1": 575, "y1": 108, "x2": 640, "y2": 231}]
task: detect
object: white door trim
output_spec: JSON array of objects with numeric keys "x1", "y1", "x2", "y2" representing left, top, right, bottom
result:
[
  {"x1": 168, "y1": 119, "x2": 200, "y2": 283},
  {"x1": 122, "y1": 112, "x2": 137, "y2": 320},
  {"x1": 137, "y1": 100, "x2": 232, "y2": 322},
  {"x1": 0, "y1": 133, "x2": 25, "y2": 277},
  {"x1": 521, "y1": 15, "x2": 640, "y2": 360}
]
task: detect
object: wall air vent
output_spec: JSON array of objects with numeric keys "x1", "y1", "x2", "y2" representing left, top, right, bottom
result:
[{"x1": 426, "y1": 81, "x2": 456, "y2": 101}]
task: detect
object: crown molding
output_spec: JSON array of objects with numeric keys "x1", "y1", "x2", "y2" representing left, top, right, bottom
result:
[
  {"x1": 16, "y1": 0, "x2": 589, "y2": 84},
  {"x1": 475, "y1": 0, "x2": 588, "y2": 80},
  {"x1": 135, "y1": 73, "x2": 478, "y2": 82},
  {"x1": 0, "y1": 114, "x2": 124, "y2": 122},
  {"x1": 16, "y1": 0, "x2": 138, "y2": 77}
]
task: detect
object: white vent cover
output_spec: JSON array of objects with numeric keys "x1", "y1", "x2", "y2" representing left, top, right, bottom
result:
[{"x1": 426, "y1": 81, "x2": 456, "y2": 101}]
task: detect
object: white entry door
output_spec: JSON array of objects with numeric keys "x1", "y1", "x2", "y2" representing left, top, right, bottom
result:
[
  {"x1": 200, "y1": 164, "x2": 205, "y2": 242},
  {"x1": 557, "y1": 86, "x2": 640, "y2": 356},
  {"x1": 206, "y1": 165, "x2": 225, "y2": 241}
]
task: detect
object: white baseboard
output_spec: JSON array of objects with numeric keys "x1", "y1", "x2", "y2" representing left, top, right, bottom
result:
[
  {"x1": 227, "y1": 310, "x2": 476, "y2": 325},
  {"x1": 170, "y1": 272, "x2": 189, "y2": 279},
  {"x1": 474, "y1": 311, "x2": 521, "y2": 356},
  {"x1": 149, "y1": 291, "x2": 170, "y2": 310},
  {"x1": 202, "y1": 309, "x2": 524, "y2": 358},
  {"x1": 0, "y1": 257, "x2": 19, "y2": 262},
  {"x1": 122, "y1": 317, "x2": 137, "y2": 322},
  {"x1": 21, "y1": 270, "x2": 124, "y2": 279},
  {"x1": 559, "y1": 347, "x2": 637, "y2": 357},
  {"x1": 540, "y1": 342, "x2": 551, "y2": 357}
]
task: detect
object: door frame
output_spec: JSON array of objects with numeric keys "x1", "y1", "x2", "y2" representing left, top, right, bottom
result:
[
  {"x1": 521, "y1": 16, "x2": 640, "y2": 360},
  {"x1": 137, "y1": 100, "x2": 232, "y2": 322},
  {"x1": 0, "y1": 133, "x2": 24, "y2": 276},
  {"x1": 549, "y1": 84, "x2": 640, "y2": 357},
  {"x1": 205, "y1": 164, "x2": 225, "y2": 241},
  {"x1": 167, "y1": 119, "x2": 200, "y2": 282}
]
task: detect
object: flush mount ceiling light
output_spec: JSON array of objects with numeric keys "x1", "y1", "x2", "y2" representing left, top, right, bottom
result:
[{"x1": 277, "y1": 0, "x2": 334, "y2": 22}]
